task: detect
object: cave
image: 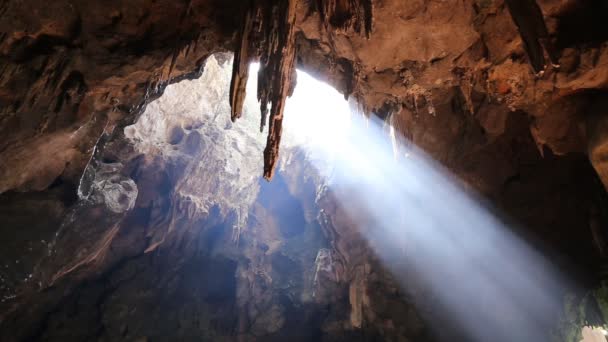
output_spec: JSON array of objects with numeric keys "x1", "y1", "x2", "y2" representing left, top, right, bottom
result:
[{"x1": 2, "y1": 1, "x2": 608, "y2": 341}]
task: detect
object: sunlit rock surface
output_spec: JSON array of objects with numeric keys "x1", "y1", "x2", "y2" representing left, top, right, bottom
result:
[
  {"x1": 79, "y1": 162, "x2": 138, "y2": 213},
  {"x1": 125, "y1": 54, "x2": 266, "y2": 231},
  {"x1": 581, "y1": 326, "x2": 608, "y2": 342}
]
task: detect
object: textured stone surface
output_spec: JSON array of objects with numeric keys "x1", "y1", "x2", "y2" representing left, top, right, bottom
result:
[{"x1": 81, "y1": 162, "x2": 138, "y2": 213}]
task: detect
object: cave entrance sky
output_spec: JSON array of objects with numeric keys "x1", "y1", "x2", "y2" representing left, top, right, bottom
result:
[{"x1": 242, "y1": 63, "x2": 604, "y2": 341}]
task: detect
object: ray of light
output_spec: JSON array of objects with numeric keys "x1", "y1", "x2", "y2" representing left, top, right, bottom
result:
[{"x1": 245, "y1": 63, "x2": 582, "y2": 341}]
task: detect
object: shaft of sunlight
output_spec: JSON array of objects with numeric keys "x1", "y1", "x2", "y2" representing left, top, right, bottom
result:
[{"x1": 245, "y1": 64, "x2": 575, "y2": 341}]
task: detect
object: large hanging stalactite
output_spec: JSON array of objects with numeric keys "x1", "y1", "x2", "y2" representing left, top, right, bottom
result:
[
  {"x1": 258, "y1": 0, "x2": 298, "y2": 180},
  {"x1": 229, "y1": 0, "x2": 299, "y2": 180}
]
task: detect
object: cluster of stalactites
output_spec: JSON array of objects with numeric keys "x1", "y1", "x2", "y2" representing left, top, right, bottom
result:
[
  {"x1": 229, "y1": 0, "x2": 298, "y2": 181},
  {"x1": 229, "y1": 0, "x2": 373, "y2": 180}
]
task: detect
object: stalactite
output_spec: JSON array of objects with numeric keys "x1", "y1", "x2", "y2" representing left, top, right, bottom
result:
[
  {"x1": 229, "y1": 4, "x2": 255, "y2": 122},
  {"x1": 259, "y1": 0, "x2": 298, "y2": 180},
  {"x1": 229, "y1": 0, "x2": 298, "y2": 180},
  {"x1": 168, "y1": 47, "x2": 180, "y2": 78},
  {"x1": 184, "y1": 41, "x2": 192, "y2": 58},
  {"x1": 193, "y1": 32, "x2": 200, "y2": 52},
  {"x1": 230, "y1": 0, "x2": 372, "y2": 180}
]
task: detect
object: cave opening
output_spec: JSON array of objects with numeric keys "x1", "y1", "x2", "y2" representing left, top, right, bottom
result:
[{"x1": 116, "y1": 53, "x2": 607, "y2": 341}]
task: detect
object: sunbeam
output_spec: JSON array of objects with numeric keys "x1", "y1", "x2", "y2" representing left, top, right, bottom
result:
[{"x1": 248, "y1": 65, "x2": 585, "y2": 341}]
